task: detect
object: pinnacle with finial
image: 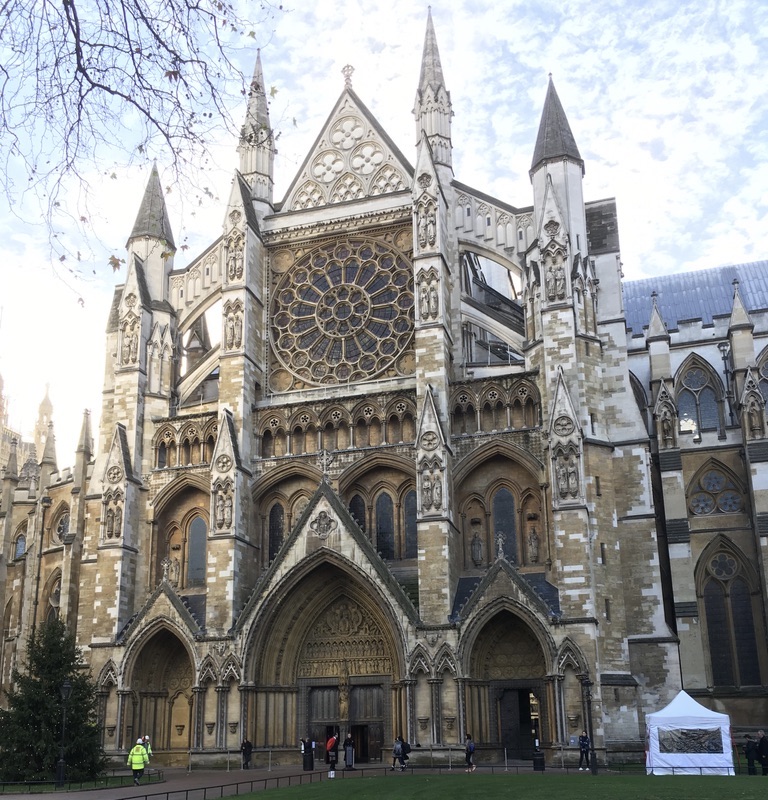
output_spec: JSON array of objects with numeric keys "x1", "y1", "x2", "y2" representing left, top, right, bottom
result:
[{"x1": 342, "y1": 64, "x2": 354, "y2": 87}]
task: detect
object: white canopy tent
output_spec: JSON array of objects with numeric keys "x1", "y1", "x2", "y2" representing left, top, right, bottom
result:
[{"x1": 645, "y1": 690, "x2": 734, "y2": 775}]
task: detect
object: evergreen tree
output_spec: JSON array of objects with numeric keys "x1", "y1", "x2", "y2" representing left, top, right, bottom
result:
[{"x1": 0, "y1": 618, "x2": 105, "y2": 782}]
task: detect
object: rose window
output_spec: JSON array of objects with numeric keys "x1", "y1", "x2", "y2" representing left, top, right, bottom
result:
[{"x1": 271, "y1": 238, "x2": 414, "y2": 385}]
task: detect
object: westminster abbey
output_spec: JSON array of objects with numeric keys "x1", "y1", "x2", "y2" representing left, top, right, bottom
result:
[{"x1": 2, "y1": 11, "x2": 768, "y2": 767}]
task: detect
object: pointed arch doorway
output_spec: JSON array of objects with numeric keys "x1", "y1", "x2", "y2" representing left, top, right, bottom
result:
[
  {"x1": 467, "y1": 610, "x2": 548, "y2": 759},
  {"x1": 250, "y1": 561, "x2": 403, "y2": 764},
  {"x1": 126, "y1": 629, "x2": 194, "y2": 755}
]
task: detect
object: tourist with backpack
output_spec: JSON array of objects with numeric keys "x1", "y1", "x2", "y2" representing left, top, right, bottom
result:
[
  {"x1": 465, "y1": 733, "x2": 476, "y2": 772},
  {"x1": 391, "y1": 735, "x2": 405, "y2": 770}
]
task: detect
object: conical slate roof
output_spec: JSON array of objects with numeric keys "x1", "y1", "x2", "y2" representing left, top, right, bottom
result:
[
  {"x1": 531, "y1": 77, "x2": 582, "y2": 173},
  {"x1": 127, "y1": 163, "x2": 175, "y2": 248}
]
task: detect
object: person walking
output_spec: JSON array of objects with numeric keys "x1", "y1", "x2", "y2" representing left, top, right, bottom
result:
[
  {"x1": 326, "y1": 731, "x2": 339, "y2": 775},
  {"x1": 465, "y1": 733, "x2": 476, "y2": 772},
  {"x1": 142, "y1": 735, "x2": 152, "y2": 761},
  {"x1": 578, "y1": 729, "x2": 591, "y2": 771},
  {"x1": 127, "y1": 738, "x2": 149, "y2": 785},
  {"x1": 757, "y1": 729, "x2": 768, "y2": 775},
  {"x1": 241, "y1": 738, "x2": 253, "y2": 769},
  {"x1": 391, "y1": 735, "x2": 404, "y2": 770}
]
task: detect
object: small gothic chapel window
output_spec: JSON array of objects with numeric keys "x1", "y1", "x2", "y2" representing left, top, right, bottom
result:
[
  {"x1": 55, "y1": 512, "x2": 70, "y2": 542},
  {"x1": 677, "y1": 366, "x2": 720, "y2": 438},
  {"x1": 14, "y1": 533, "x2": 26, "y2": 559},
  {"x1": 702, "y1": 550, "x2": 761, "y2": 686},
  {"x1": 688, "y1": 469, "x2": 743, "y2": 515}
]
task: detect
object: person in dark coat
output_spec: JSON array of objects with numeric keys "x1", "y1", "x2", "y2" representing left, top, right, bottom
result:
[
  {"x1": 578, "y1": 730, "x2": 591, "y2": 770},
  {"x1": 241, "y1": 738, "x2": 253, "y2": 769},
  {"x1": 757, "y1": 729, "x2": 768, "y2": 775},
  {"x1": 343, "y1": 733, "x2": 355, "y2": 769},
  {"x1": 744, "y1": 734, "x2": 758, "y2": 775}
]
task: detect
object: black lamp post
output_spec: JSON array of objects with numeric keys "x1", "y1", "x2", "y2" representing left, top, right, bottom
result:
[
  {"x1": 581, "y1": 678, "x2": 598, "y2": 775},
  {"x1": 55, "y1": 679, "x2": 72, "y2": 788}
]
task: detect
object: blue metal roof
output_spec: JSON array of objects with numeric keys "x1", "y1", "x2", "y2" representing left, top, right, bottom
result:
[{"x1": 624, "y1": 261, "x2": 768, "y2": 333}]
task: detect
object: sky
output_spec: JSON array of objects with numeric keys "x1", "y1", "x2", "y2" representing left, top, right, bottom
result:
[{"x1": 1, "y1": 0, "x2": 767, "y2": 464}]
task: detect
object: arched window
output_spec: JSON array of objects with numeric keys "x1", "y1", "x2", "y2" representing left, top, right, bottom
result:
[
  {"x1": 54, "y1": 511, "x2": 70, "y2": 543},
  {"x1": 404, "y1": 490, "x2": 417, "y2": 559},
  {"x1": 13, "y1": 532, "x2": 26, "y2": 559},
  {"x1": 492, "y1": 488, "x2": 517, "y2": 562},
  {"x1": 677, "y1": 365, "x2": 720, "y2": 438},
  {"x1": 268, "y1": 503, "x2": 284, "y2": 562},
  {"x1": 375, "y1": 493, "x2": 395, "y2": 560},
  {"x1": 702, "y1": 550, "x2": 761, "y2": 686},
  {"x1": 349, "y1": 495, "x2": 366, "y2": 532},
  {"x1": 187, "y1": 517, "x2": 207, "y2": 586}
]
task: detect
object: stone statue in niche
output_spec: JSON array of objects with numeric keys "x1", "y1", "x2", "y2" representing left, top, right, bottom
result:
[
  {"x1": 471, "y1": 533, "x2": 483, "y2": 566},
  {"x1": 421, "y1": 474, "x2": 433, "y2": 510},
  {"x1": 114, "y1": 506, "x2": 122, "y2": 537},
  {"x1": 216, "y1": 492, "x2": 225, "y2": 528},
  {"x1": 528, "y1": 527, "x2": 540, "y2": 563},
  {"x1": 233, "y1": 313, "x2": 243, "y2": 348},
  {"x1": 432, "y1": 472, "x2": 443, "y2": 510},
  {"x1": 225, "y1": 314, "x2": 235, "y2": 350},
  {"x1": 420, "y1": 279, "x2": 430, "y2": 320},
  {"x1": 418, "y1": 208, "x2": 428, "y2": 248},
  {"x1": 660, "y1": 409, "x2": 673, "y2": 445},
  {"x1": 429, "y1": 283, "x2": 439, "y2": 316},
  {"x1": 170, "y1": 556, "x2": 180, "y2": 587},
  {"x1": 228, "y1": 240, "x2": 244, "y2": 280},
  {"x1": 426, "y1": 207, "x2": 436, "y2": 246},
  {"x1": 567, "y1": 455, "x2": 579, "y2": 497},
  {"x1": 546, "y1": 264, "x2": 556, "y2": 301},
  {"x1": 748, "y1": 399, "x2": 763, "y2": 438},
  {"x1": 556, "y1": 457, "x2": 568, "y2": 498},
  {"x1": 224, "y1": 494, "x2": 233, "y2": 528},
  {"x1": 554, "y1": 265, "x2": 566, "y2": 299}
]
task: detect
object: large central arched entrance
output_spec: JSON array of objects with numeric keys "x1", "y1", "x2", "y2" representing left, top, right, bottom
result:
[
  {"x1": 127, "y1": 628, "x2": 194, "y2": 753},
  {"x1": 467, "y1": 610, "x2": 548, "y2": 758},
  {"x1": 248, "y1": 559, "x2": 403, "y2": 763}
]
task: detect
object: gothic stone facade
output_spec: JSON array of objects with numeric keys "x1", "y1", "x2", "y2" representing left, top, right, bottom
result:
[{"x1": 2, "y1": 14, "x2": 767, "y2": 767}]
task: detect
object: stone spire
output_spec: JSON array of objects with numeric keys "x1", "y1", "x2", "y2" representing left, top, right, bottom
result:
[
  {"x1": 238, "y1": 49, "x2": 275, "y2": 209},
  {"x1": 39, "y1": 420, "x2": 57, "y2": 488},
  {"x1": 34, "y1": 383, "x2": 53, "y2": 458},
  {"x1": 530, "y1": 76, "x2": 583, "y2": 175},
  {"x1": 127, "y1": 163, "x2": 175, "y2": 249},
  {"x1": 413, "y1": 9, "x2": 453, "y2": 170}
]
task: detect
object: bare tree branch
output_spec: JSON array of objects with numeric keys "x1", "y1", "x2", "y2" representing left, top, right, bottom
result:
[{"x1": 0, "y1": 0, "x2": 281, "y2": 270}]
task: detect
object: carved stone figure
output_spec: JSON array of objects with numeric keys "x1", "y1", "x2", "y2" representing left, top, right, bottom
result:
[
  {"x1": 224, "y1": 494, "x2": 233, "y2": 528},
  {"x1": 233, "y1": 314, "x2": 243, "y2": 348},
  {"x1": 528, "y1": 527, "x2": 540, "y2": 563},
  {"x1": 471, "y1": 533, "x2": 483, "y2": 566},
  {"x1": 567, "y1": 455, "x2": 579, "y2": 497},
  {"x1": 557, "y1": 457, "x2": 568, "y2": 498},
  {"x1": 311, "y1": 510, "x2": 337, "y2": 539},
  {"x1": 433, "y1": 472, "x2": 443, "y2": 509},
  {"x1": 546, "y1": 265, "x2": 556, "y2": 301},
  {"x1": 429, "y1": 283, "x2": 438, "y2": 316},
  {"x1": 422, "y1": 475, "x2": 433, "y2": 509},
  {"x1": 114, "y1": 506, "x2": 122, "y2": 537},
  {"x1": 555, "y1": 265, "x2": 566, "y2": 299},
  {"x1": 170, "y1": 556, "x2": 180, "y2": 587},
  {"x1": 420, "y1": 280, "x2": 430, "y2": 319},
  {"x1": 748, "y1": 400, "x2": 762, "y2": 438},
  {"x1": 226, "y1": 314, "x2": 235, "y2": 349},
  {"x1": 418, "y1": 209, "x2": 428, "y2": 248},
  {"x1": 216, "y1": 492, "x2": 225, "y2": 528},
  {"x1": 228, "y1": 242, "x2": 243, "y2": 280},
  {"x1": 426, "y1": 208, "x2": 436, "y2": 246},
  {"x1": 660, "y1": 410, "x2": 673, "y2": 444},
  {"x1": 106, "y1": 508, "x2": 115, "y2": 539}
]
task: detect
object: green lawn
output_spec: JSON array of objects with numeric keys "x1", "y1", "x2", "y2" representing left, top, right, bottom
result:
[{"x1": 237, "y1": 773, "x2": 768, "y2": 800}]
